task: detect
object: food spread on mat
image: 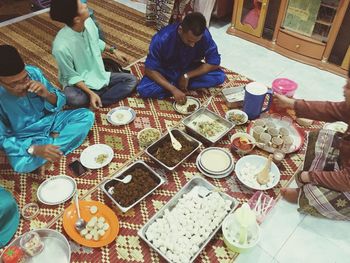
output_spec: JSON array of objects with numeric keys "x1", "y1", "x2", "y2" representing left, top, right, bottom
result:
[
  {"x1": 106, "y1": 168, "x2": 159, "y2": 207},
  {"x1": 239, "y1": 162, "x2": 276, "y2": 188},
  {"x1": 145, "y1": 186, "x2": 232, "y2": 263},
  {"x1": 188, "y1": 114, "x2": 226, "y2": 141},
  {"x1": 80, "y1": 211, "x2": 110, "y2": 241},
  {"x1": 151, "y1": 133, "x2": 196, "y2": 167},
  {"x1": 186, "y1": 104, "x2": 197, "y2": 113},
  {"x1": 174, "y1": 97, "x2": 199, "y2": 114},
  {"x1": 95, "y1": 154, "x2": 109, "y2": 164},
  {"x1": 138, "y1": 128, "x2": 160, "y2": 147},
  {"x1": 232, "y1": 136, "x2": 254, "y2": 152},
  {"x1": 227, "y1": 112, "x2": 246, "y2": 125}
]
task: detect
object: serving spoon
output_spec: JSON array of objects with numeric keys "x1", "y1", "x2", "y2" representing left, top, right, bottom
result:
[
  {"x1": 74, "y1": 193, "x2": 86, "y2": 232},
  {"x1": 166, "y1": 124, "x2": 182, "y2": 151},
  {"x1": 110, "y1": 174, "x2": 132, "y2": 184}
]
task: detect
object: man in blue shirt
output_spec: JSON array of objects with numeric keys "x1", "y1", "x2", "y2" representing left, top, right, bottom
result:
[
  {"x1": 137, "y1": 12, "x2": 226, "y2": 104},
  {"x1": 0, "y1": 45, "x2": 94, "y2": 173}
]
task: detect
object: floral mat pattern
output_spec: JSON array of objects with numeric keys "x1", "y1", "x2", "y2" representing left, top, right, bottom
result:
[{"x1": 0, "y1": 62, "x2": 324, "y2": 262}]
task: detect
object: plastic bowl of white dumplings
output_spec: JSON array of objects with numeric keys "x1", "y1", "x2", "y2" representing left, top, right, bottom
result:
[{"x1": 222, "y1": 213, "x2": 260, "y2": 253}]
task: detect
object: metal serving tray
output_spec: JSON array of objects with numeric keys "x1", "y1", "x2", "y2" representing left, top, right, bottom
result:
[
  {"x1": 101, "y1": 160, "x2": 165, "y2": 213},
  {"x1": 1, "y1": 229, "x2": 71, "y2": 263},
  {"x1": 182, "y1": 108, "x2": 235, "y2": 145},
  {"x1": 145, "y1": 128, "x2": 202, "y2": 171},
  {"x1": 138, "y1": 176, "x2": 238, "y2": 263}
]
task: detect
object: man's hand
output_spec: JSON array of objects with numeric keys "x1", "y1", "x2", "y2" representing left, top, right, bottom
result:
[
  {"x1": 113, "y1": 50, "x2": 129, "y2": 64},
  {"x1": 33, "y1": 145, "x2": 63, "y2": 162},
  {"x1": 274, "y1": 93, "x2": 296, "y2": 110},
  {"x1": 89, "y1": 93, "x2": 102, "y2": 110},
  {"x1": 178, "y1": 74, "x2": 189, "y2": 91},
  {"x1": 172, "y1": 88, "x2": 187, "y2": 104},
  {"x1": 27, "y1": 81, "x2": 50, "y2": 98}
]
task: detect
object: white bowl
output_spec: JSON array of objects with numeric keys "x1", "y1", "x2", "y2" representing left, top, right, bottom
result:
[
  {"x1": 137, "y1": 128, "x2": 161, "y2": 148},
  {"x1": 230, "y1": 132, "x2": 256, "y2": 155},
  {"x1": 225, "y1": 109, "x2": 248, "y2": 125}
]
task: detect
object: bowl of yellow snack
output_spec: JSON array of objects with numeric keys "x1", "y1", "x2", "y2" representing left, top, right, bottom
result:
[{"x1": 137, "y1": 128, "x2": 161, "y2": 148}]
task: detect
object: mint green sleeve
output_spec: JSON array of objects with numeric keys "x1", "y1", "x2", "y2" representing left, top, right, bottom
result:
[
  {"x1": 53, "y1": 48, "x2": 85, "y2": 86},
  {"x1": 99, "y1": 39, "x2": 106, "y2": 52}
]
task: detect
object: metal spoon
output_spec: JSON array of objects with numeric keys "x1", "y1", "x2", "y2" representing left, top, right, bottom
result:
[
  {"x1": 166, "y1": 124, "x2": 182, "y2": 151},
  {"x1": 74, "y1": 193, "x2": 86, "y2": 232},
  {"x1": 110, "y1": 174, "x2": 132, "y2": 184},
  {"x1": 203, "y1": 96, "x2": 213, "y2": 108}
]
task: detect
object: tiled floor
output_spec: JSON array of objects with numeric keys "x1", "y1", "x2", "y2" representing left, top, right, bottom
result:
[
  {"x1": 115, "y1": 1, "x2": 350, "y2": 263},
  {"x1": 1, "y1": 0, "x2": 348, "y2": 262}
]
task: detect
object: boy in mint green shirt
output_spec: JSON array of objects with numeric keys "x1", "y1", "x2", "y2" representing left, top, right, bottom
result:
[{"x1": 50, "y1": 0, "x2": 137, "y2": 109}]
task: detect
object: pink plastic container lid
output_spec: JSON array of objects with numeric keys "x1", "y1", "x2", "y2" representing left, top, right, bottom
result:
[{"x1": 272, "y1": 78, "x2": 298, "y2": 97}]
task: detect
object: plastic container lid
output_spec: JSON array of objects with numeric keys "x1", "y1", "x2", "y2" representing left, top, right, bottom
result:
[{"x1": 272, "y1": 78, "x2": 298, "y2": 96}]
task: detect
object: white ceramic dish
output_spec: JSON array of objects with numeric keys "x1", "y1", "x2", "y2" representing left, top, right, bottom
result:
[
  {"x1": 323, "y1": 121, "x2": 348, "y2": 133},
  {"x1": 0, "y1": 229, "x2": 71, "y2": 263},
  {"x1": 80, "y1": 144, "x2": 114, "y2": 169},
  {"x1": 196, "y1": 154, "x2": 234, "y2": 179},
  {"x1": 225, "y1": 109, "x2": 248, "y2": 125},
  {"x1": 234, "y1": 155, "x2": 280, "y2": 190},
  {"x1": 37, "y1": 175, "x2": 76, "y2": 205},
  {"x1": 199, "y1": 147, "x2": 234, "y2": 174},
  {"x1": 107, "y1": 106, "x2": 136, "y2": 125},
  {"x1": 173, "y1": 96, "x2": 201, "y2": 115}
]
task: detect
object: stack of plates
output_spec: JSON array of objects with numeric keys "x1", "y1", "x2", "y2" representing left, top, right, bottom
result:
[{"x1": 196, "y1": 147, "x2": 235, "y2": 179}]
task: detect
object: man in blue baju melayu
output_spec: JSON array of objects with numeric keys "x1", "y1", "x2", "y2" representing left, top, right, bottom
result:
[
  {"x1": 137, "y1": 12, "x2": 226, "y2": 104},
  {"x1": 0, "y1": 45, "x2": 94, "y2": 174}
]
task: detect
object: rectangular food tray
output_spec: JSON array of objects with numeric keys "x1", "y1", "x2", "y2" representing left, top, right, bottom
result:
[
  {"x1": 145, "y1": 128, "x2": 202, "y2": 171},
  {"x1": 221, "y1": 85, "x2": 245, "y2": 108},
  {"x1": 138, "y1": 176, "x2": 238, "y2": 263},
  {"x1": 182, "y1": 108, "x2": 234, "y2": 145},
  {"x1": 101, "y1": 160, "x2": 165, "y2": 213}
]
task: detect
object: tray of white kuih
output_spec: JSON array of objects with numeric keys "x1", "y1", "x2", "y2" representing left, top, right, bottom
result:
[{"x1": 138, "y1": 176, "x2": 238, "y2": 263}]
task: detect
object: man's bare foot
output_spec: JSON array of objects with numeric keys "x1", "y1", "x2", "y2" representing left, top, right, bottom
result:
[{"x1": 281, "y1": 187, "x2": 300, "y2": 204}]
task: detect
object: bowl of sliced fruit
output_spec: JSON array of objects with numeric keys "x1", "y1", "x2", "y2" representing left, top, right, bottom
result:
[{"x1": 230, "y1": 132, "x2": 256, "y2": 155}]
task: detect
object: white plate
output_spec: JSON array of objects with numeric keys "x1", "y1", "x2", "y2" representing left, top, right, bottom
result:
[
  {"x1": 37, "y1": 176, "x2": 76, "y2": 205},
  {"x1": 199, "y1": 147, "x2": 234, "y2": 174},
  {"x1": 235, "y1": 155, "x2": 280, "y2": 190},
  {"x1": 107, "y1": 106, "x2": 136, "y2": 125},
  {"x1": 196, "y1": 154, "x2": 234, "y2": 179},
  {"x1": 225, "y1": 109, "x2": 248, "y2": 125},
  {"x1": 173, "y1": 96, "x2": 201, "y2": 115},
  {"x1": 80, "y1": 144, "x2": 114, "y2": 169},
  {"x1": 323, "y1": 121, "x2": 348, "y2": 133}
]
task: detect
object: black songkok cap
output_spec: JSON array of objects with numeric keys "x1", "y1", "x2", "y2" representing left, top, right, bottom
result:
[{"x1": 0, "y1": 45, "x2": 25, "y2": 77}]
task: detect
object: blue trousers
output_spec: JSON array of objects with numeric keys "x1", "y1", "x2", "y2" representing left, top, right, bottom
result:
[
  {"x1": 64, "y1": 73, "x2": 137, "y2": 107},
  {"x1": 137, "y1": 68, "x2": 226, "y2": 99},
  {"x1": 9, "y1": 109, "x2": 95, "y2": 173}
]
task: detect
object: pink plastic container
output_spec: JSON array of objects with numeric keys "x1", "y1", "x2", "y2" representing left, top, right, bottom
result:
[{"x1": 272, "y1": 78, "x2": 298, "y2": 97}]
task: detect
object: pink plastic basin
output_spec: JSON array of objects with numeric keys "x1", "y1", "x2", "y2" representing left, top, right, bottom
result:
[{"x1": 272, "y1": 78, "x2": 298, "y2": 97}]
